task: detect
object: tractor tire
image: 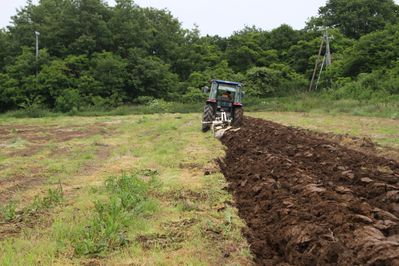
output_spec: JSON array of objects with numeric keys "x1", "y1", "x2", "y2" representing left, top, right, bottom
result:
[
  {"x1": 202, "y1": 104, "x2": 215, "y2": 132},
  {"x1": 233, "y1": 107, "x2": 244, "y2": 126}
]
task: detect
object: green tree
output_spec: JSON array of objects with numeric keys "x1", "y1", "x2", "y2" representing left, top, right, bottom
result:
[
  {"x1": 90, "y1": 52, "x2": 128, "y2": 101},
  {"x1": 37, "y1": 59, "x2": 75, "y2": 107},
  {"x1": 107, "y1": 0, "x2": 147, "y2": 56},
  {"x1": 0, "y1": 73, "x2": 20, "y2": 112},
  {"x1": 225, "y1": 27, "x2": 264, "y2": 72},
  {"x1": 126, "y1": 48, "x2": 179, "y2": 99},
  {"x1": 173, "y1": 28, "x2": 223, "y2": 80},
  {"x1": 341, "y1": 25, "x2": 399, "y2": 77},
  {"x1": 318, "y1": 0, "x2": 399, "y2": 39},
  {"x1": 268, "y1": 24, "x2": 299, "y2": 52},
  {"x1": 0, "y1": 30, "x2": 12, "y2": 71}
]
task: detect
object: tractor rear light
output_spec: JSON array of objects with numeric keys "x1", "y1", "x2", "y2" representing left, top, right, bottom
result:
[
  {"x1": 207, "y1": 99, "x2": 217, "y2": 103},
  {"x1": 233, "y1": 102, "x2": 242, "y2": 106}
]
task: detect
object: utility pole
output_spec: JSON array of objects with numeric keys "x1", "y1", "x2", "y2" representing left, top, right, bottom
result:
[
  {"x1": 315, "y1": 54, "x2": 326, "y2": 91},
  {"x1": 324, "y1": 30, "x2": 332, "y2": 67},
  {"x1": 35, "y1": 31, "x2": 40, "y2": 76},
  {"x1": 309, "y1": 29, "x2": 332, "y2": 91},
  {"x1": 309, "y1": 36, "x2": 324, "y2": 92}
]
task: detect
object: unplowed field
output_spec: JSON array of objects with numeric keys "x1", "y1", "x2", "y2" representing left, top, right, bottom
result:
[{"x1": 219, "y1": 117, "x2": 399, "y2": 265}]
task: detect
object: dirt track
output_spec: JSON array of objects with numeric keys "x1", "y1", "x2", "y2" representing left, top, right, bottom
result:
[{"x1": 218, "y1": 117, "x2": 399, "y2": 265}]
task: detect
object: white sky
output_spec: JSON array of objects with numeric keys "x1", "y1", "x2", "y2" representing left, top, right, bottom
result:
[{"x1": 1, "y1": 0, "x2": 398, "y2": 36}]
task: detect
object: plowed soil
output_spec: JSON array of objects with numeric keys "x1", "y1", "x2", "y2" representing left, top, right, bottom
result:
[{"x1": 218, "y1": 117, "x2": 399, "y2": 266}]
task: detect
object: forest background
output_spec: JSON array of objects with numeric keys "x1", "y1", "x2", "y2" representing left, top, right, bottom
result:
[{"x1": 0, "y1": 0, "x2": 398, "y2": 117}]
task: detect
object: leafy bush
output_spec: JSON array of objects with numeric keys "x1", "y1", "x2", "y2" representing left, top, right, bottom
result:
[
  {"x1": 146, "y1": 99, "x2": 174, "y2": 113},
  {"x1": 330, "y1": 63, "x2": 399, "y2": 100},
  {"x1": 134, "y1": 96, "x2": 155, "y2": 105},
  {"x1": 55, "y1": 89, "x2": 83, "y2": 112},
  {"x1": 17, "y1": 96, "x2": 51, "y2": 118},
  {"x1": 90, "y1": 96, "x2": 109, "y2": 109},
  {"x1": 180, "y1": 87, "x2": 207, "y2": 103},
  {"x1": 245, "y1": 65, "x2": 307, "y2": 97}
]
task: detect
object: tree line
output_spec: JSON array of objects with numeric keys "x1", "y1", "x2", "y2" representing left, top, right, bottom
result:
[{"x1": 0, "y1": 0, "x2": 398, "y2": 112}]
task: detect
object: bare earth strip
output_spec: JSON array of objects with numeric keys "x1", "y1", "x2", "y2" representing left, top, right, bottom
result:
[{"x1": 219, "y1": 117, "x2": 399, "y2": 265}]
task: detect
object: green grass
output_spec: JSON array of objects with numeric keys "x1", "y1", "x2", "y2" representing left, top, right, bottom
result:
[
  {"x1": 245, "y1": 94, "x2": 399, "y2": 119},
  {"x1": 1, "y1": 93, "x2": 399, "y2": 120},
  {"x1": 0, "y1": 113, "x2": 252, "y2": 265},
  {"x1": 0, "y1": 102, "x2": 204, "y2": 119}
]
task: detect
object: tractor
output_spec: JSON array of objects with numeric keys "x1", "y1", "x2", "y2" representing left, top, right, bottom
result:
[{"x1": 201, "y1": 80, "x2": 244, "y2": 133}]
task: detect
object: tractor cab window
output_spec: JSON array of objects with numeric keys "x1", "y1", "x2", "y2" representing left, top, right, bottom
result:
[
  {"x1": 219, "y1": 90, "x2": 233, "y2": 101},
  {"x1": 234, "y1": 87, "x2": 242, "y2": 103},
  {"x1": 216, "y1": 84, "x2": 236, "y2": 102}
]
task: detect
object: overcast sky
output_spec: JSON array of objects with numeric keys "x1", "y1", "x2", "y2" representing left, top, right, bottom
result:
[{"x1": 1, "y1": 0, "x2": 397, "y2": 36}]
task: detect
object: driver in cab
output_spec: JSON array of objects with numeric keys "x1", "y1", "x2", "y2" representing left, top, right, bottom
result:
[{"x1": 221, "y1": 91, "x2": 232, "y2": 101}]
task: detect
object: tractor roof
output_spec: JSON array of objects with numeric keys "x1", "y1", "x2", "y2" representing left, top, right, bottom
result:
[{"x1": 212, "y1": 80, "x2": 242, "y2": 87}]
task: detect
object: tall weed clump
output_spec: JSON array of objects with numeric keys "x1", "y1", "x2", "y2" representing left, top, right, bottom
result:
[{"x1": 74, "y1": 172, "x2": 159, "y2": 256}]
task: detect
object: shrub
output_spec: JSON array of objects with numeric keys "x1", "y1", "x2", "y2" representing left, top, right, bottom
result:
[
  {"x1": 180, "y1": 87, "x2": 207, "y2": 103},
  {"x1": 55, "y1": 89, "x2": 83, "y2": 112},
  {"x1": 147, "y1": 99, "x2": 173, "y2": 113},
  {"x1": 245, "y1": 65, "x2": 307, "y2": 97},
  {"x1": 134, "y1": 96, "x2": 155, "y2": 105}
]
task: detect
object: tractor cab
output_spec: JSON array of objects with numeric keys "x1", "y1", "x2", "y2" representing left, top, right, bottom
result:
[
  {"x1": 206, "y1": 80, "x2": 243, "y2": 108},
  {"x1": 202, "y1": 80, "x2": 244, "y2": 132}
]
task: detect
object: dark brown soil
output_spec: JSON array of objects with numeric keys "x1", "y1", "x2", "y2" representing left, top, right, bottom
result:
[{"x1": 218, "y1": 117, "x2": 399, "y2": 266}]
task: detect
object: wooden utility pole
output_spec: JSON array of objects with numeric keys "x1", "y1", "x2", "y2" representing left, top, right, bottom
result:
[
  {"x1": 35, "y1": 31, "x2": 40, "y2": 77},
  {"x1": 309, "y1": 36, "x2": 324, "y2": 92},
  {"x1": 309, "y1": 29, "x2": 332, "y2": 91},
  {"x1": 324, "y1": 30, "x2": 332, "y2": 67}
]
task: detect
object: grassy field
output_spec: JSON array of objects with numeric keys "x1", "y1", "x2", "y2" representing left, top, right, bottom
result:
[
  {"x1": 2, "y1": 94, "x2": 399, "y2": 120},
  {"x1": 0, "y1": 114, "x2": 251, "y2": 265},
  {"x1": 0, "y1": 112, "x2": 398, "y2": 265}
]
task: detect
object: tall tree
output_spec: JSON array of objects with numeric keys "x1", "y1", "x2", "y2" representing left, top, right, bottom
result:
[
  {"x1": 0, "y1": 30, "x2": 12, "y2": 71},
  {"x1": 318, "y1": 0, "x2": 399, "y2": 39}
]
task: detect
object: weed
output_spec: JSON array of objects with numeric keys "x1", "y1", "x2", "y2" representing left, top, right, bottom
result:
[
  {"x1": 74, "y1": 172, "x2": 160, "y2": 256},
  {"x1": 0, "y1": 201, "x2": 17, "y2": 222},
  {"x1": 222, "y1": 207, "x2": 234, "y2": 236},
  {"x1": 42, "y1": 187, "x2": 64, "y2": 208},
  {"x1": 74, "y1": 199, "x2": 130, "y2": 256},
  {"x1": 105, "y1": 174, "x2": 150, "y2": 213},
  {"x1": 25, "y1": 186, "x2": 64, "y2": 215}
]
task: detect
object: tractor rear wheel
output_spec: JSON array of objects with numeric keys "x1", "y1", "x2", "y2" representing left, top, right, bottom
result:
[
  {"x1": 202, "y1": 104, "x2": 215, "y2": 132},
  {"x1": 233, "y1": 107, "x2": 243, "y2": 126}
]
